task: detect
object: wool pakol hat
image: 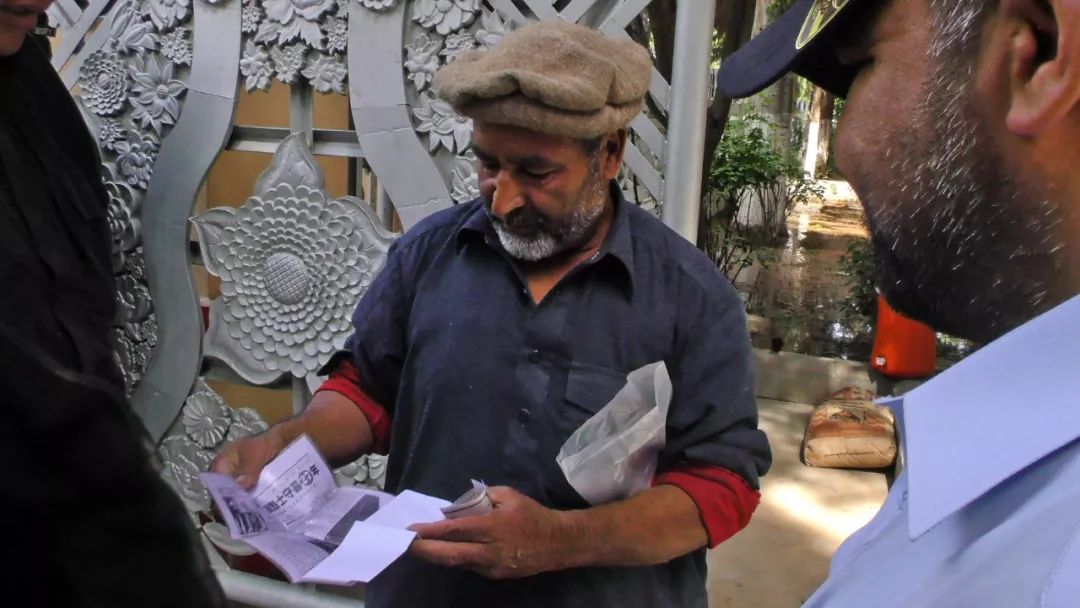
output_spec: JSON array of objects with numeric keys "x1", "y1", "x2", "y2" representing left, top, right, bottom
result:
[{"x1": 434, "y1": 20, "x2": 653, "y2": 139}]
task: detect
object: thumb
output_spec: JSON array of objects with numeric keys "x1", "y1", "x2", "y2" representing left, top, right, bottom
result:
[{"x1": 484, "y1": 486, "x2": 518, "y2": 505}]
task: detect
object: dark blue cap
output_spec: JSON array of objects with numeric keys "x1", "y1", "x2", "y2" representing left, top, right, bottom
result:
[{"x1": 719, "y1": 0, "x2": 870, "y2": 99}]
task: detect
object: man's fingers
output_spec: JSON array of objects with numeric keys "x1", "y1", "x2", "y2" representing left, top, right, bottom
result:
[
  {"x1": 484, "y1": 486, "x2": 517, "y2": 505},
  {"x1": 410, "y1": 516, "x2": 492, "y2": 543},
  {"x1": 209, "y1": 448, "x2": 239, "y2": 477},
  {"x1": 409, "y1": 539, "x2": 489, "y2": 569}
]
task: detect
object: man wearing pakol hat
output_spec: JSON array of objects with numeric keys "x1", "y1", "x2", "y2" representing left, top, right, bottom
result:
[
  {"x1": 214, "y1": 20, "x2": 771, "y2": 607},
  {"x1": 720, "y1": 0, "x2": 1080, "y2": 606}
]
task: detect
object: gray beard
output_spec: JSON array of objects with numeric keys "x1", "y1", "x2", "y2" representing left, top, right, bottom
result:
[
  {"x1": 492, "y1": 171, "x2": 608, "y2": 262},
  {"x1": 866, "y1": 2, "x2": 1069, "y2": 343}
]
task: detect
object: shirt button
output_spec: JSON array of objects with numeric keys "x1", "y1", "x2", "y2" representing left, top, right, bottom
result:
[
  {"x1": 518, "y1": 408, "x2": 532, "y2": 423},
  {"x1": 528, "y1": 350, "x2": 542, "y2": 363}
]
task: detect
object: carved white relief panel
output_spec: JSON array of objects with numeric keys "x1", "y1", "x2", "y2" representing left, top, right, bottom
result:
[{"x1": 192, "y1": 134, "x2": 398, "y2": 385}]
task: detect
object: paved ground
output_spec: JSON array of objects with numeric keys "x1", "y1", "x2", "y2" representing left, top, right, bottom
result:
[{"x1": 707, "y1": 399, "x2": 889, "y2": 607}]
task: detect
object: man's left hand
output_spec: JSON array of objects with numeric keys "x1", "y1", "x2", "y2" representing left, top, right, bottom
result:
[{"x1": 408, "y1": 486, "x2": 577, "y2": 579}]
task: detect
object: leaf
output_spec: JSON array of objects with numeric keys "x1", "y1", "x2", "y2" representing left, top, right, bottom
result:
[
  {"x1": 190, "y1": 207, "x2": 237, "y2": 278},
  {"x1": 253, "y1": 132, "x2": 325, "y2": 197}
]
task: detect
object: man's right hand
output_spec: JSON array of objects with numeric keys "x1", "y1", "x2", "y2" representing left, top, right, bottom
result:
[{"x1": 210, "y1": 431, "x2": 286, "y2": 490}]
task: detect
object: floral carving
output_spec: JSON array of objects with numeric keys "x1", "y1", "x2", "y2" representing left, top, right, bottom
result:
[
  {"x1": 412, "y1": 0, "x2": 480, "y2": 36},
  {"x1": 271, "y1": 43, "x2": 308, "y2": 84},
  {"x1": 302, "y1": 53, "x2": 347, "y2": 94},
  {"x1": 129, "y1": 55, "x2": 188, "y2": 135},
  {"x1": 259, "y1": 0, "x2": 336, "y2": 49},
  {"x1": 356, "y1": 0, "x2": 395, "y2": 10},
  {"x1": 183, "y1": 380, "x2": 233, "y2": 449},
  {"x1": 403, "y1": 33, "x2": 441, "y2": 91},
  {"x1": 334, "y1": 453, "x2": 388, "y2": 490},
  {"x1": 322, "y1": 17, "x2": 347, "y2": 54},
  {"x1": 105, "y1": 169, "x2": 142, "y2": 272},
  {"x1": 451, "y1": 152, "x2": 479, "y2": 204},
  {"x1": 143, "y1": 0, "x2": 192, "y2": 32},
  {"x1": 80, "y1": 50, "x2": 130, "y2": 117},
  {"x1": 97, "y1": 119, "x2": 126, "y2": 152},
  {"x1": 113, "y1": 131, "x2": 160, "y2": 190},
  {"x1": 160, "y1": 27, "x2": 193, "y2": 66},
  {"x1": 474, "y1": 8, "x2": 509, "y2": 49},
  {"x1": 111, "y1": 0, "x2": 159, "y2": 55},
  {"x1": 191, "y1": 134, "x2": 397, "y2": 384},
  {"x1": 240, "y1": 40, "x2": 274, "y2": 92},
  {"x1": 241, "y1": 2, "x2": 263, "y2": 33},
  {"x1": 413, "y1": 91, "x2": 473, "y2": 154},
  {"x1": 226, "y1": 407, "x2": 270, "y2": 442},
  {"x1": 440, "y1": 31, "x2": 476, "y2": 63},
  {"x1": 159, "y1": 436, "x2": 214, "y2": 512}
]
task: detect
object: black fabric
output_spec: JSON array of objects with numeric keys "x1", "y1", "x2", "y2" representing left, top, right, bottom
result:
[
  {"x1": 718, "y1": 0, "x2": 866, "y2": 99},
  {"x1": 0, "y1": 42, "x2": 224, "y2": 606}
]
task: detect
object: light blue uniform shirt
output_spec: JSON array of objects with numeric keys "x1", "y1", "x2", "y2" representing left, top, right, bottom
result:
[{"x1": 805, "y1": 294, "x2": 1080, "y2": 607}]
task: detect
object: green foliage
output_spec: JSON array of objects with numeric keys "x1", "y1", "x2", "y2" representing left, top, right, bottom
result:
[
  {"x1": 840, "y1": 238, "x2": 879, "y2": 319},
  {"x1": 702, "y1": 114, "x2": 825, "y2": 285},
  {"x1": 767, "y1": 0, "x2": 797, "y2": 21}
]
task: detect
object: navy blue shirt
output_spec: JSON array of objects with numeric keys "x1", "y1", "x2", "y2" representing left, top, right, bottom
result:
[{"x1": 343, "y1": 185, "x2": 771, "y2": 607}]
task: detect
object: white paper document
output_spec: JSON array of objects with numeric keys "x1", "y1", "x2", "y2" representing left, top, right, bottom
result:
[{"x1": 201, "y1": 435, "x2": 451, "y2": 585}]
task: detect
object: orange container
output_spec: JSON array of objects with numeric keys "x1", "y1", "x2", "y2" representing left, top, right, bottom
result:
[{"x1": 870, "y1": 295, "x2": 937, "y2": 379}]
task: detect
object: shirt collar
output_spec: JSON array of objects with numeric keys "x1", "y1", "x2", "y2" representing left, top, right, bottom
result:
[
  {"x1": 893, "y1": 293, "x2": 1080, "y2": 539},
  {"x1": 455, "y1": 181, "x2": 637, "y2": 294}
]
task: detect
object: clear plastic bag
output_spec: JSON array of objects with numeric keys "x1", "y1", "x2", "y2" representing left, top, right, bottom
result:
[{"x1": 556, "y1": 362, "x2": 672, "y2": 505}]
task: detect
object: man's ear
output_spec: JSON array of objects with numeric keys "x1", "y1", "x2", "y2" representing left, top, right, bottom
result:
[
  {"x1": 1003, "y1": 0, "x2": 1080, "y2": 135},
  {"x1": 600, "y1": 129, "x2": 628, "y2": 181}
]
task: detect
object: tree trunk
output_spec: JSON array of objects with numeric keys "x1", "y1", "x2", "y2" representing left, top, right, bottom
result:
[{"x1": 816, "y1": 91, "x2": 835, "y2": 177}]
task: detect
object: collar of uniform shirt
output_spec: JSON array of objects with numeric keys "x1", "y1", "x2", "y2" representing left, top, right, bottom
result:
[
  {"x1": 892, "y1": 293, "x2": 1080, "y2": 540},
  {"x1": 455, "y1": 179, "x2": 637, "y2": 296}
]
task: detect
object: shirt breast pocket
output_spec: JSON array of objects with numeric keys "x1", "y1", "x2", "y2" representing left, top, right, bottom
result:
[{"x1": 558, "y1": 364, "x2": 628, "y2": 437}]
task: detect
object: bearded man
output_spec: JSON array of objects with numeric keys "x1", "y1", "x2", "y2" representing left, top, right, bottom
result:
[
  {"x1": 213, "y1": 20, "x2": 771, "y2": 608},
  {"x1": 720, "y1": 0, "x2": 1080, "y2": 605}
]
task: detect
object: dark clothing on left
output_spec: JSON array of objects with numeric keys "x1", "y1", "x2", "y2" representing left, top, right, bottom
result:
[{"x1": 0, "y1": 41, "x2": 224, "y2": 606}]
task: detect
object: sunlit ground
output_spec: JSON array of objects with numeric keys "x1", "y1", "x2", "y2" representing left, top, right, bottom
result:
[{"x1": 707, "y1": 399, "x2": 889, "y2": 608}]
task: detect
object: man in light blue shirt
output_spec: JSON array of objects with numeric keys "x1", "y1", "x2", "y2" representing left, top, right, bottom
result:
[{"x1": 719, "y1": 0, "x2": 1080, "y2": 605}]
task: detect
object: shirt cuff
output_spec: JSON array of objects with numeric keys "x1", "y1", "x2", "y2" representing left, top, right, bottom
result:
[
  {"x1": 314, "y1": 358, "x2": 392, "y2": 455},
  {"x1": 653, "y1": 465, "x2": 760, "y2": 549}
]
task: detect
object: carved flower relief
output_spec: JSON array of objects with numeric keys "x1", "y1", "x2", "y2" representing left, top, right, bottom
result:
[
  {"x1": 142, "y1": 0, "x2": 192, "y2": 32},
  {"x1": 191, "y1": 134, "x2": 398, "y2": 384},
  {"x1": 183, "y1": 381, "x2": 233, "y2": 449},
  {"x1": 111, "y1": 0, "x2": 159, "y2": 55},
  {"x1": 357, "y1": 0, "x2": 395, "y2": 11},
  {"x1": 333, "y1": 454, "x2": 388, "y2": 490},
  {"x1": 474, "y1": 8, "x2": 508, "y2": 49},
  {"x1": 322, "y1": 16, "x2": 347, "y2": 54},
  {"x1": 97, "y1": 119, "x2": 126, "y2": 152},
  {"x1": 412, "y1": 0, "x2": 480, "y2": 36},
  {"x1": 104, "y1": 167, "x2": 142, "y2": 272},
  {"x1": 115, "y1": 274, "x2": 154, "y2": 328},
  {"x1": 413, "y1": 91, "x2": 473, "y2": 154},
  {"x1": 159, "y1": 436, "x2": 214, "y2": 512},
  {"x1": 241, "y1": 2, "x2": 263, "y2": 33},
  {"x1": 451, "y1": 151, "x2": 479, "y2": 204},
  {"x1": 80, "y1": 50, "x2": 130, "y2": 117},
  {"x1": 160, "y1": 27, "x2": 193, "y2": 66},
  {"x1": 129, "y1": 55, "x2": 188, "y2": 136},
  {"x1": 240, "y1": 40, "x2": 274, "y2": 92},
  {"x1": 302, "y1": 53, "x2": 347, "y2": 94},
  {"x1": 404, "y1": 33, "x2": 441, "y2": 92},
  {"x1": 226, "y1": 407, "x2": 270, "y2": 442},
  {"x1": 113, "y1": 130, "x2": 159, "y2": 190},
  {"x1": 259, "y1": 0, "x2": 336, "y2": 49},
  {"x1": 440, "y1": 31, "x2": 476, "y2": 63},
  {"x1": 271, "y1": 43, "x2": 308, "y2": 85}
]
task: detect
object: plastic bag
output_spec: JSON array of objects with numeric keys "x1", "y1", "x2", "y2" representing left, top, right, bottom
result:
[{"x1": 556, "y1": 362, "x2": 672, "y2": 505}]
